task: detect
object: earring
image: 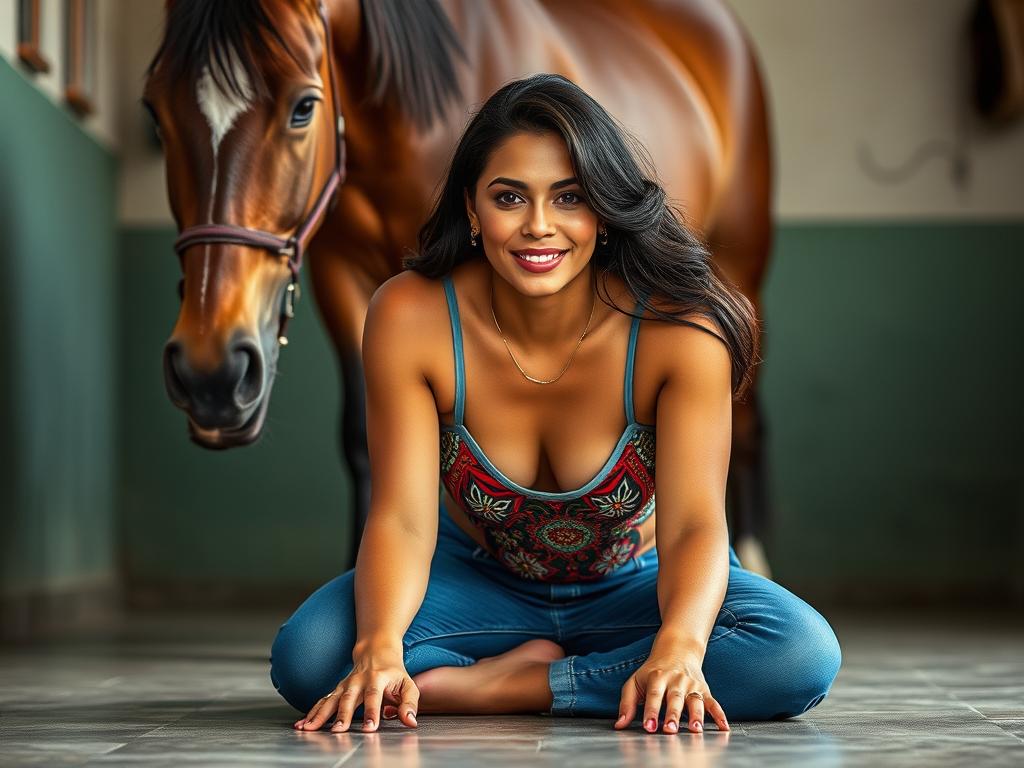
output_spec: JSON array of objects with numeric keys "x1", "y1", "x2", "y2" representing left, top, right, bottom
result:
[
  {"x1": 470, "y1": 225, "x2": 479, "y2": 246},
  {"x1": 599, "y1": 227, "x2": 608, "y2": 246}
]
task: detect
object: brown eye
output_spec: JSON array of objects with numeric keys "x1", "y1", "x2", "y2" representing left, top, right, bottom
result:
[
  {"x1": 495, "y1": 191, "x2": 522, "y2": 205},
  {"x1": 290, "y1": 96, "x2": 317, "y2": 128}
]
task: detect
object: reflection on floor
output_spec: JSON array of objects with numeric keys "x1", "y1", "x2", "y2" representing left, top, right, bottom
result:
[{"x1": 1, "y1": 611, "x2": 1021, "y2": 766}]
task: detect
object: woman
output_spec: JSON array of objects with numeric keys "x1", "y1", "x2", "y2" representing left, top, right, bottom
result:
[{"x1": 270, "y1": 73, "x2": 841, "y2": 735}]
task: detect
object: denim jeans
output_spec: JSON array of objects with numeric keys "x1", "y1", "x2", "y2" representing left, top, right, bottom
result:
[{"x1": 270, "y1": 502, "x2": 842, "y2": 721}]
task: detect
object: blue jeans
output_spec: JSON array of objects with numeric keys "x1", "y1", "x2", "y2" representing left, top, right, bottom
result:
[{"x1": 270, "y1": 503, "x2": 841, "y2": 721}]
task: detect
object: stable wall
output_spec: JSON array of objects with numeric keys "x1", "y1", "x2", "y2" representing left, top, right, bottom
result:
[
  {"x1": 0, "y1": 56, "x2": 119, "y2": 633},
  {"x1": 2, "y1": 0, "x2": 1021, "y2": 621}
]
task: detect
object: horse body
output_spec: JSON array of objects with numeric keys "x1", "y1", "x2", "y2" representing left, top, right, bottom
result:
[{"x1": 149, "y1": 0, "x2": 772, "y2": 569}]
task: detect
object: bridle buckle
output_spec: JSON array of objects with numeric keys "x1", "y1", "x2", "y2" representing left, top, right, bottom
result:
[{"x1": 284, "y1": 280, "x2": 301, "y2": 320}]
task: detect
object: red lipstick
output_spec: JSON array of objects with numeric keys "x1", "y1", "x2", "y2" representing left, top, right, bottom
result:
[{"x1": 511, "y1": 248, "x2": 568, "y2": 273}]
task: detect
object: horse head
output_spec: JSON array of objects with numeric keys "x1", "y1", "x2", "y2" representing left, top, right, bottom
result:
[{"x1": 142, "y1": 0, "x2": 345, "y2": 448}]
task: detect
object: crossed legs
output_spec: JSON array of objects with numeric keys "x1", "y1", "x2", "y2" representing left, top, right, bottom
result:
[{"x1": 270, "y1": 543, "x2": 840, "y2": 723}]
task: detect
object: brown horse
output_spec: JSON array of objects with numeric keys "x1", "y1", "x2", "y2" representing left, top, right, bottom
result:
[{"x1": 142, "y1": 0, "x2": 774, "y2": 572}]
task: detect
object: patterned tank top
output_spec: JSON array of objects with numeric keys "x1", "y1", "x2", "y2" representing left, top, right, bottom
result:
[{"x1": 439, "y1": 274, "x2": 656, "y2": 583}]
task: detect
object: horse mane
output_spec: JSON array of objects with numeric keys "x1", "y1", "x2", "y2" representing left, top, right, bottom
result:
[
  {"x1": 146, "y1": 0, "x2": 465, "y2": 131},
  {"x1": 362, "y1": 0, "x2": 466, "y2": 130}
]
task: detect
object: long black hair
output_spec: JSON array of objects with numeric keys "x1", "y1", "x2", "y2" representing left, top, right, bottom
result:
[{"x1": 404, "y1": 73, "x2": 760, "y2": 399}]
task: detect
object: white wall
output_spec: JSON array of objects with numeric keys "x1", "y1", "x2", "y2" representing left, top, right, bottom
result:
[
  {"x1": 731, "y1": 0, "x2": 1024, "y2": 220},
  {"x1": 113, "y1": 0, "x2": 165, "y2": 225},
  {"x1": 0, "y1": 0, "x2": 119, "y2": 150},
  {"x1": 66, "y1": 0, "x2": 1024, "y2": 224}
]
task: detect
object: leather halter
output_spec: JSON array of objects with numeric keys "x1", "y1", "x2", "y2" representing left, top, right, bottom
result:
[{"x1": 172, "y1": 1, "x2": 347, "y2": 346}]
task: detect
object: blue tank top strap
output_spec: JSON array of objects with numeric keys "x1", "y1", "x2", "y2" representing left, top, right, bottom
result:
[
  {"x1": 441, "y1": 274, "x2": 466, "y2": 426},
  {"x1": 623, "y1": 292, "x2": 648, "y2": 424}
]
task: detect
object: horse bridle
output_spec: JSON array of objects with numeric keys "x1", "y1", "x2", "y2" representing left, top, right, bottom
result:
[{"x1": 172, "y1": 1, "x2": 346, "y2": 346}]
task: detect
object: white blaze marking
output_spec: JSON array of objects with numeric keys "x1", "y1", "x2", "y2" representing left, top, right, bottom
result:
[{"x1": 194, "y1": 46, "x2": 254, "y2": 324}]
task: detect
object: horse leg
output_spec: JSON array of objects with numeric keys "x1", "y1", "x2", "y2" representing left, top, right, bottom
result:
[
  {"x1": 708, "y1": 234, "x2": 774, "y2": 577},
  {"x1": 708, "y1": 235, "x2": 773, "y2": 576},
  {"x1": 338, "y1": 349, "x2": 371, "y2": 555},
  {"x1": 728, "y1": 354, "x2": 773, "y2": 578},
  {"x1": 703, "y1": 77, "x2": 775, "y2": 578},
  {"x1": 308, "y1": 250, "x2": 377, "y2": 568}
]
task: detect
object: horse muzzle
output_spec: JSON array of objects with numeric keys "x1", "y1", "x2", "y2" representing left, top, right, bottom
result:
[{"x1": 163, "y1": 334, "x2": 269, "y2": 448}]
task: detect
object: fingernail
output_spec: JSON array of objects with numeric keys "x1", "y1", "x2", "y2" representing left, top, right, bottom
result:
[
  {"x1": 665, "y1": 720, "x2": 678, "y2": 732},
  {"x1": 692, "y1": 720, "x2": 703, "y2": 732},
  {"x1": 644, "y1": 718, "x2": 656, "y2": 731},
  {"x1": 363, "y1": 719, "x2": 374, "y2": 729},
  {"x1": 408, "y1": 712, "x2": 417, "y2": 725}
]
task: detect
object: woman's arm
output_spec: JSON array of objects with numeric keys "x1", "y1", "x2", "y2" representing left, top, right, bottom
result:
[
  {"x1": 616, "y1": 317, "x2": 734, "y2": 735},
  {"x1": 300, "y1": 273, "x2": 444, "y2": 734},
  {"x1": 354, "y1": 275, "x2": 443, "y2": 656}
]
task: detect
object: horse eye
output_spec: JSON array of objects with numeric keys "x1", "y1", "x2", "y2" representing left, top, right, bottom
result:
[{"x1": 290, "y1": 97, "x2": 317, "y2": 128}]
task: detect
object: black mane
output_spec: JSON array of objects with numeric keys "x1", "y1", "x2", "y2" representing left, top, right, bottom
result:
[
  {"x1": 361, "y1": 0, "x2": 466, "y2": 129},
  {"x1": 146, "y1": 0, "x2": 465, "y2": 131}
]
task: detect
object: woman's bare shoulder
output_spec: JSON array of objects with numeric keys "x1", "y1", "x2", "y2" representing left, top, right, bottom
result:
[
  {"x1": 364, "y1": 270, "x2": 450, "y2": 362},
  {"x1": 638, "y1": 294, "x2": 731, "y2": 385},
  {"x1": 369, "y1": 268, "x2": 443, "y2": 310},
  {"x1": 368, "y1": 269, "x2": 454, "y2": 331}
]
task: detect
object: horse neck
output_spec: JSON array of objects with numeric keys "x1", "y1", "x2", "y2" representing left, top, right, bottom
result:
[
  {"x1": 323, "y1": 0, "x2": 362, "y2": 76},
  {"x1": 324, "y1": 0, "x2": 416, "y2": 160}
]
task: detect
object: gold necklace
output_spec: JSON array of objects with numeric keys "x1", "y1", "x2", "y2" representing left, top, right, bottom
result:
[{"x1": 489, "y1": 274, "x2": 597, "y2": 385}]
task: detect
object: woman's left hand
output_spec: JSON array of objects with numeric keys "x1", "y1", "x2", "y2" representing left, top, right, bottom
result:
[{"x1": 614, "y1": 652, "x2": 730, "y2": 734}]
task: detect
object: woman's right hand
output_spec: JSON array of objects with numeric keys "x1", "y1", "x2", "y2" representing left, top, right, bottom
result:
[{"x1": 294, "y1": 650, "x2": 420, "y2": 733}]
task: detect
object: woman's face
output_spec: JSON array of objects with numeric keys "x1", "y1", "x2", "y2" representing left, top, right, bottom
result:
[{"x1": 465, "y1": 130, "x2": 601, "y2": 297}]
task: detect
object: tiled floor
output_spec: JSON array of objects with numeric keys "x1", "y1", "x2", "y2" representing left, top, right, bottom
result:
[{"x1": 1, "y1": 611, "x2": 1021, "y2": 766}]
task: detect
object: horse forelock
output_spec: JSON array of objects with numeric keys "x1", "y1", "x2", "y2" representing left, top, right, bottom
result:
[{"x1": 147, "y1": 0, "x2": 315, "y2": 102}]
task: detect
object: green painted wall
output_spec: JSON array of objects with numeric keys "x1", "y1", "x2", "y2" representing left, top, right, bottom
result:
[
  {"x1": 0, "y1": 59, "x2": 118, "y2": 599},
  {"x1": 760, "y1": 223, "x2": 1024, "y2": 604},
  {"x1": 117, "y1": 222, "x2": 1024, "y2": 607}
]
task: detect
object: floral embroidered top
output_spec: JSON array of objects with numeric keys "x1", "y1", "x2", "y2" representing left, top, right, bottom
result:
[{"x1": 439, "y1": 274, "x2": 656, "y2": 583}]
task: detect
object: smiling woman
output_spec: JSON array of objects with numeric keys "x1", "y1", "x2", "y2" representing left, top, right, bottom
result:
[
  {"x1": 269, "y1": 73, "x2": 842, "y2": 736},
  {"x1": 410, "y1": 78, "x2": 757, "y2": 391}
]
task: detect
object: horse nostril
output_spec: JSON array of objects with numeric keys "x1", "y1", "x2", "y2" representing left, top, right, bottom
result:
[
  {"x1": 163, "y1": 341, "x2": 190, "y2": 408},
  {"x1": 231, "y1": 339, "x2": 264, "y2": 409}
]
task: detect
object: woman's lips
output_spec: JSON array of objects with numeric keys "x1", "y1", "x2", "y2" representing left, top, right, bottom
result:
[{"x1": 512, "y1": 249, "x2": 568, "y2": 273}]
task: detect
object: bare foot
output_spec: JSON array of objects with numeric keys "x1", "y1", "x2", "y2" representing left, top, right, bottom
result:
[{"x1": 409, "y1": 638, "x2": 565, "y2": 715}]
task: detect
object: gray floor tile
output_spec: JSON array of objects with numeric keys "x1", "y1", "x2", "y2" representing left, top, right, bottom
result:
[{"x1": 1, "y1": 612, "x2": 1022, "y2": 767}]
